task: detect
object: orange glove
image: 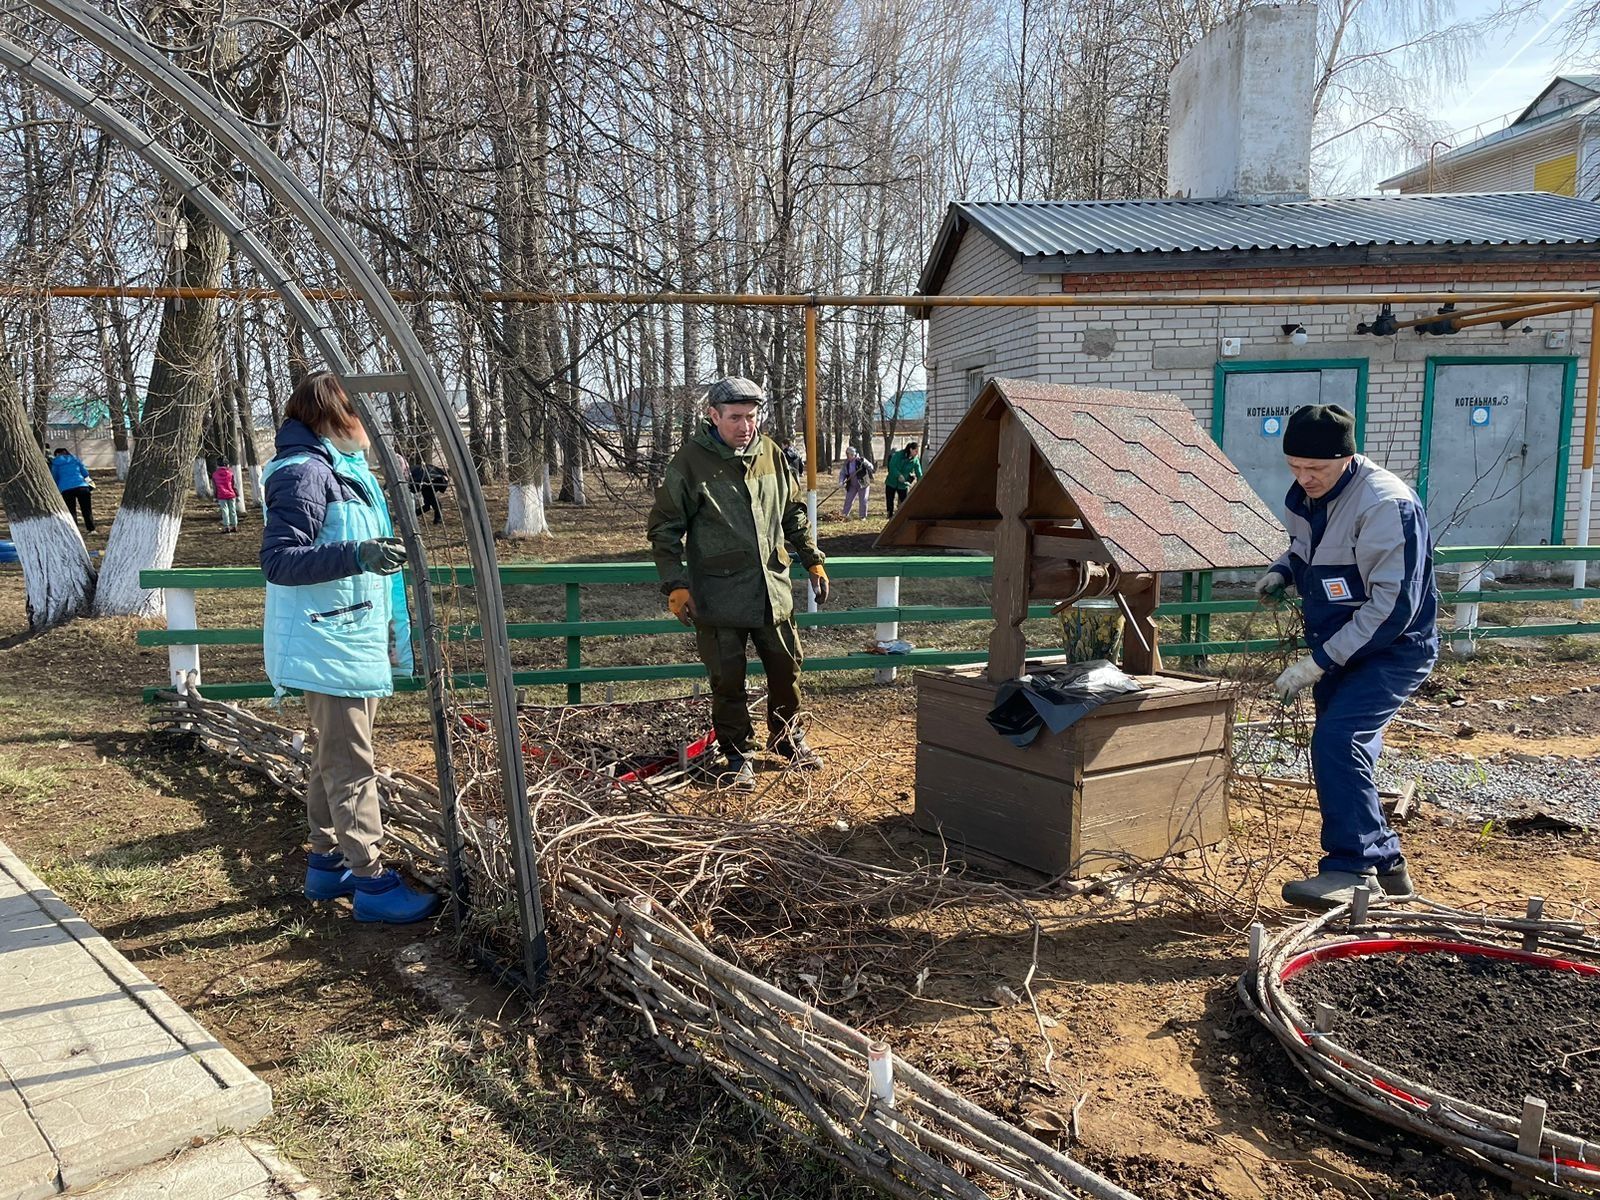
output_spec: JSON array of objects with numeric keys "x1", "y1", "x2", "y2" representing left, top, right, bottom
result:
[
  {"x1": 668, "y1": 587, "x2": 696, "y2": 626},
  {"x1": 808, "y1": 564, "x2": 830, "y2": 607}
]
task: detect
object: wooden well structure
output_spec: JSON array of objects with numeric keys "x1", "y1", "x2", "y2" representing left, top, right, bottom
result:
[{"x1": 876, "y1": 378, "x2": 1284, "y2": 876}]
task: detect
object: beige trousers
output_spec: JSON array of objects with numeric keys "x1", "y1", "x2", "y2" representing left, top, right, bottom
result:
[{"x1": 303, "y1": 691, "x2": 385, "y2": 872}]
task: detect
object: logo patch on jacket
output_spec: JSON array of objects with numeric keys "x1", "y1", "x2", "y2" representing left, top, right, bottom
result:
[{"x1": 1322, "y1": 577, "x2": 1354, "y2": 601}]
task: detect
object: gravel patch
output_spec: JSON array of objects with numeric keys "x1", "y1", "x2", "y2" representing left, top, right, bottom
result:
[{"x1": 1230, "y1": 728, "x2": 1600, "y2": 828}]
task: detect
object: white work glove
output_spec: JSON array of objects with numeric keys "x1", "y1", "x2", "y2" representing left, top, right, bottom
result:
[
  {"x1": 1273, "y1": 655, "x2": 1325, "y2": 704},
  {"x1": 1255, "y1": 569, "x2": 1290, "y2": 607}
]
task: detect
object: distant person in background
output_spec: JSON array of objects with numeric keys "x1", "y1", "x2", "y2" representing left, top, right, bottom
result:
[
  {"x1": 212, "y1": 463, "x2": 240, "y2": 533},
  {"x1": 781, "y1": 436, "x2": 805, "y2": 480},
  {"x1": 838, "y1": 445, "x2": 874, "y2": 519},
  {"x1": 883, "y1": 441, "x2": 922, "y2": 518},
  {"x1": 50, "y1": 448, "x2": 95, "y2": 533},
  {"x1": 410, "y1": 458, "x2": 448, "y2": 525},
  {"x1": 260, "y1": 370, "x2": 437, "y2": 925}
]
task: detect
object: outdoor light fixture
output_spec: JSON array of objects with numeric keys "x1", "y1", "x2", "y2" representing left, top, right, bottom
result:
[
  {"x1": 1280, "y1": 323, "x2": 1309, "y2": 346},
  {"x1": 1356, "y1": 303, "x2": 1398, "y2": 337}
]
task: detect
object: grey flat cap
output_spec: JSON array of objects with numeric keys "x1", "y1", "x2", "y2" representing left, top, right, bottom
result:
[{"x1": 706, "y1": 376, "x2": 766, "y2": 406}]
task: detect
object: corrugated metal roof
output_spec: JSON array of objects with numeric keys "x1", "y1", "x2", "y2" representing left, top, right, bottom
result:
[
  {"x1": 915, "y1": 191, "x2": 1600, "y2": 295},
  {"x1": 958, "y1": 192, "x2": 1600, "y2": 258}
]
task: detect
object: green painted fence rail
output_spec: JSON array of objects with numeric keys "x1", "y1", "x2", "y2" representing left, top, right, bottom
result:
[{"x1": 138, "y1": 546, "x2": 1600, "y2": 702}]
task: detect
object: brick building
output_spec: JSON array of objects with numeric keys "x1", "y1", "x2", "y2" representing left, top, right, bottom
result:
[{"x1": 915, "y1": 5, "x2": 1600, "y2": 553}]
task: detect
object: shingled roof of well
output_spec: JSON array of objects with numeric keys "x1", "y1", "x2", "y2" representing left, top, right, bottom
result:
[{"x1": 995, "y1": 379, "x2": 1284, "y2": 573}]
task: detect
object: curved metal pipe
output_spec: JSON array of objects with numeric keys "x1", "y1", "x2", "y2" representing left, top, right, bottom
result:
[
  {"x1": 0, "y1": 23, "x2": 482, "y2": 922},
  {"x1": 3, "y1": 6, "x2": 545, "y2": 979}
]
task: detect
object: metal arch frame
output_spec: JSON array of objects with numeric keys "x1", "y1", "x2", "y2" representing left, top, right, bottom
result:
[{"x1": 1, "y1": 0, "x2": 548, "y2": 984}]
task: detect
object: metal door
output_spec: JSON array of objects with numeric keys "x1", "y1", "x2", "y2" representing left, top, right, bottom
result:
[
  {"x1": 1218, "y1": 367, "x2": 1362, "y2": 513},
  {"x1": 1424, "y1": 361, "x2": 1567, "y2": 548}
]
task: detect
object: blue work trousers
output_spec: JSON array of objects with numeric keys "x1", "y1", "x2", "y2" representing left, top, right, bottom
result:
[{"x1": 1309, "y1": 643, "x2": 1435, "y2": 874}]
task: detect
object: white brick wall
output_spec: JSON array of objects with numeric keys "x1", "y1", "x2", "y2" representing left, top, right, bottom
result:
[
  {"x1": 923, "y1": 231, "x2": 1598, "y2": 543},
  {"x1": 924, "y1": 234, "x2": 1050, "y2": 450}
]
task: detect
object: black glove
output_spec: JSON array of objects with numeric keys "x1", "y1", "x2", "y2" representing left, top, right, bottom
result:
[{"x1": 357, "y1": 537, "x2": 408, "y2": 575}]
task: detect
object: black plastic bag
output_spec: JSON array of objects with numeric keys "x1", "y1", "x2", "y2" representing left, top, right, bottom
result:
[{"x1": 986, "y1": 660, "x2": 1144, "y2": 747}]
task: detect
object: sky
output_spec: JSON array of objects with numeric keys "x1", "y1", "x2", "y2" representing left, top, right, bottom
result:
[{"x1": 1392, "y1": 0, "x2": 1589, "y2": 181}]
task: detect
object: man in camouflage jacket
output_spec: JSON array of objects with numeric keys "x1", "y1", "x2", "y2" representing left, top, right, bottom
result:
[{"x1": 647, "y1": 377, "x2": 830, "y2": 788}]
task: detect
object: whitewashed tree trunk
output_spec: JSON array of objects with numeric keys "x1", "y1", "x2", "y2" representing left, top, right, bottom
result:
[
  {"x1": 114, "y1": 448, "x2": 131, "y2": 479},
  {"x1": 495, "y1": 29, "x2": 553, "y2": 542},
  {"x1": 0, "y1": 333, "x2": 94, "y2": 628},
  {"x1": 193, "y1": 458, "x2": 212, "y2": 498},
  {"x1": 567, "y1": 454, "x2": 586, "y2": 506},
  {"x1": 506, "y1": 481, "x2": 548, "y2": 538},
  {"x1": 91, "y1": 509, "x2": 183, "y2": 618},
  {"x1": 95, "y1": 197, "x2": 228, "y2": 618},
  {"x1": 14, "y1": 513, "x2": 96, "y2": 627}
]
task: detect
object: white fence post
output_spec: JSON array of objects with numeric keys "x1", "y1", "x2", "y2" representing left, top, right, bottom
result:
[
  {"x1": 166, "y1": 587, "x2": 201, "y2": 691},
  {"x1": 874, "y1": 575, "x2": 901, "y2": 684},
  {"x1": 1452, "y1": 562, "x2": 1485, "y2": 658}
]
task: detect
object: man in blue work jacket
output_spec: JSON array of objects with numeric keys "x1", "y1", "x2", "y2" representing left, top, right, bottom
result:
[{"x1": 1256, "y1": 404, "x2": 1439, "y2": 911}]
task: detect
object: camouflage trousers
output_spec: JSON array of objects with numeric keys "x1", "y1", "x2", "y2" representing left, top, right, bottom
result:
[{"x1": 694, "y1": 618, "x2": 805, "y2": 756}]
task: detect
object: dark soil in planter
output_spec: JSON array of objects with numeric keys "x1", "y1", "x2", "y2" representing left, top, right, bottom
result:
[{"x1": 1286, "y1": 949, "x2": 1600, "y2": 1134}]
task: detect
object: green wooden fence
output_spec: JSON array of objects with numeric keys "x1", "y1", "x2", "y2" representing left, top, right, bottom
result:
[{"x1": 137, "y1": 546, "x2": 1600, "y2": 701}]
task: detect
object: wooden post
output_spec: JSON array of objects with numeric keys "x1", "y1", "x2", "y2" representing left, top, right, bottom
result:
[
  {"x1": 1523, "y1": 896, "x2": 1545, "y2": 952},
  {"x1": 565, "y1": 582, "x2": 582, "y2": 704},
  {"x1": 1120, "y1": 572, "x2": 1162, "y2": 676},
  {"x1": 1247, "y1": 922, "x2": 1265, "y2": 973},
  {"x1": 1514, "y1": 1095, "x2": 1547, "y2": 1193},
  {"x1": 1350, "y1": 884, "x2": 1371, "y2": 927},
  {"x1": 987, "y1": 411, "x2": 1031, "y2": 682}
]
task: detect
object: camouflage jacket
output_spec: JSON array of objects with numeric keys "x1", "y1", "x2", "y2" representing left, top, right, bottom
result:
[{"x1": 646, "y1": 426, "x2": 825, "y2": 628}]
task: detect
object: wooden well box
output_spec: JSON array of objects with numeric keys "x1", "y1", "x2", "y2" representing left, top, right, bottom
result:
[
  {"x1": 914, "y1": 660, "x2": 1236, "y2": 877},
  {"x1": 877, "y1": 379, "x2": 1275, "y2": 878}
]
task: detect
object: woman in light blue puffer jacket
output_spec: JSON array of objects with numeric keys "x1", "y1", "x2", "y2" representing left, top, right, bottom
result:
[{"x1": 260, "y1": 371, "x2": 438, "y2": 925}]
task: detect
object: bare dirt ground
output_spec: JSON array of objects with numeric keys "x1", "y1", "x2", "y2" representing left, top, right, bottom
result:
[{"x1": 3, "y1": 472, "x2": 1600, "y2": 1199}]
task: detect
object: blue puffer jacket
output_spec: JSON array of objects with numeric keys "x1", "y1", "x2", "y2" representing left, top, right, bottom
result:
[
  {"x1": 260, "y1": 419, "x2": 413, "y2": 698},
  {"x1": 50, "y1": 453, "x2": 93, "y2": 492}
]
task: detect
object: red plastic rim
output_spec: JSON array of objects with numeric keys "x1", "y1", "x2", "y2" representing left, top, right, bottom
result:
[
  {"x1": 1280, "y1": 937, "x2": 1600, "y2": 983},
  {"x1": 1278, "y1": 935, "x2": 1600, "y2": 1170}
]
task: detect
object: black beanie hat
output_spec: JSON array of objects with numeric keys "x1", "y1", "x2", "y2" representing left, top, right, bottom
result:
[{"x1": 1283, "y1": 404, "x2": 1357, "y2": 459}]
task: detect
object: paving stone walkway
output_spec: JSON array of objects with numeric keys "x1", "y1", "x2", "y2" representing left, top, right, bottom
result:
[
  {"x1": 84, "y1": 1136, "x2": 321, "y2": 1199},
  {"x1": 0, "y1": 841, "x2": 277, "y2": 1199}
]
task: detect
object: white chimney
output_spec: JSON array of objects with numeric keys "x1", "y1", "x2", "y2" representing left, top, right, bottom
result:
[{"x1": 1167, "y1": 3, "x2": 1317, "y2": 202}]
